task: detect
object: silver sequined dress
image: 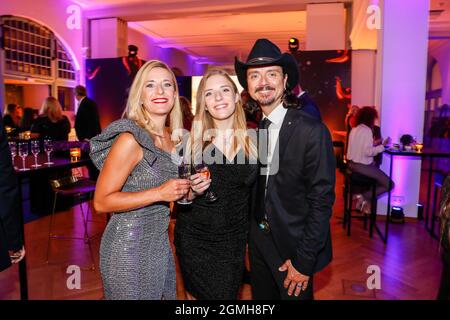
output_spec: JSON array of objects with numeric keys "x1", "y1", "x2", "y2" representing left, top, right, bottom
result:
[{"x1": 90, "y1": 119, "x2": 178, "y2": 300}]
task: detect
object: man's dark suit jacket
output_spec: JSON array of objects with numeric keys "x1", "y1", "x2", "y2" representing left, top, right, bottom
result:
[
  {"x1": 74, "y1": 97, "x2": 101, "y2": 141},
  {"x1": 251, "y1": 107, "x2": 335, "y2": 277},
  {"x1": 298, "y1": 92, "x2": 322, "y2": 121},
  {"x1": 0, "y1": 117, "x2": 22, "y2": 271}
]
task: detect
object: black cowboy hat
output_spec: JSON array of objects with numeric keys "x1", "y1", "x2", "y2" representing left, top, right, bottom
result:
[{"x1": 234, "y1": 38, "x2": 299, "y2": 90}]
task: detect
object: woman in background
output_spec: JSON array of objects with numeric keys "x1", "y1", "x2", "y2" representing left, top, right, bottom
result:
[
  {"x1": 179, "y1": 96, "x2": 194, "y2": 131},
  {"x1": 346, "y1": 106, "x2": 393, "y2": 214},
  {"x1": 174, "y1": 69, "x2": 258, "y2": 300},
  {"x1": 31, "y1": 97, "x2": 71, "y2": 140},
  {"x1": 90, "y1": 60, "x2": 190, "y2": 300}
]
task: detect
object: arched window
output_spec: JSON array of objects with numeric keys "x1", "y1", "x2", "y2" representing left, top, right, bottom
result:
[{"x1": 1, "y1": 15, "x2": 77, "y2": 82}]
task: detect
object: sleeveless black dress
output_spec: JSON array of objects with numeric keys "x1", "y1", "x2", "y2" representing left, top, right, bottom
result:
[{"x1": 174, "y1": 146, "x2": 257, "y2": 299}]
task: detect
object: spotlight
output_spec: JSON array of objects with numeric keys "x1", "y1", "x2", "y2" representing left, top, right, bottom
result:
[
  {"x1": 288, "y1": 37, "x2": 299, "y2": 54},
  {"x1": 390, "y1": 206, "x2": 405, "y2": 224}
]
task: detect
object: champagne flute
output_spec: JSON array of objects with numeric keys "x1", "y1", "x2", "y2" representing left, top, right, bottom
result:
[
  {"x1": 8, "y1": 141, "x2": 18, "y2": 170},
  {"x1": 30, "y1": 140, "x2": 42, "y2": 168},
  {"x1": 177, "y1": 162, "x2": 192, "y2": 205},
  {"x1": 43, "y1": 139, "x2": 54, "y2": 165},
  {"x1": 18, "y1": 142, "x2": 30, "y2": 171},
  {"x1": 194, "y1": 162, "x2": 218, "y2": 203}
]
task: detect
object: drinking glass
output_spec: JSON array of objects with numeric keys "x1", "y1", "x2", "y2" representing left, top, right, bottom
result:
[
  {"x1": 18, "y1": 142, "x2": 30, "y2": 171},
  {"x1": 193, "y1": 162, "x2": 218, "y2": 203},
  {"x1": 43, "y1": 139, "x2": 54, "y2": 165},
  {"x1": 177, "y1": 163, "x2": 192, "y2": 205},
  {"x1": 30, "y1": 140, "x2": 42, "y2": 168},
  {"x1": 8, "y1": 141, "x2": 18, "y2": 170}
]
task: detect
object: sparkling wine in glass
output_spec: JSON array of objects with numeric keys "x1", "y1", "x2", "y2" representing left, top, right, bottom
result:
[
  {"x1": 30, "y1": 140, "x2": 42, "y2": 168},
  {"x1": 18, "y1": 142, "x2": 30, "y2": 171},
  {"x1": 177, "y1": 163, "x2": 192, "y2": 205},
  {"x1": 43, "y1": 139, "x2": 54, "y2": 165},
  {"x1": 8, "y1": 141, "x2": 18, "y2": 170},
  {"x1": 194, "y1": 162, "x2": 218, "y2": 203}
]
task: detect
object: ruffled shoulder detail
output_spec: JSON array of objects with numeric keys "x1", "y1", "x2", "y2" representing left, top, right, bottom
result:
[{"x1": 89, "y1": 119, "x2": 159, "y2": 170}]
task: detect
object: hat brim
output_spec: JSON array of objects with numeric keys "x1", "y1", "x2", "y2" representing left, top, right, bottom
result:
[{"x1": 235, "y1": 53, "x2": 299, "y2": 90}]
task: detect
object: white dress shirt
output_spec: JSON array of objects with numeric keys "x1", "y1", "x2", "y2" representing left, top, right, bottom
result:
[
  {"x1": 347, "y1": 124, "x2": 385, "y2": 165},
  {"x1": 262, "y1": 103, "x2": 287, "y2": 183}
]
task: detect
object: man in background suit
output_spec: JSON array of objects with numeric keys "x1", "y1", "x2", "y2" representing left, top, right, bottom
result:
[
  {"x1": 296, "y1": 84, "x2": 322, "y2": 121},
  {"x1": 235, "y1": 39, "x2": 335, "y2": 300},
  {"x1": 0, "y1": 117, "x2": 25, "y2": 272},
  {"x1": 74, "y1": 85, "x2": 101, "y2": 142},
  {"x1": 74, "y1": 85, "x2": 101, "y2": 180}
]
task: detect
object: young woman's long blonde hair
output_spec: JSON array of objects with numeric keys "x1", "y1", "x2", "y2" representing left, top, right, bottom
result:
[
  {"x1": 40, "y1": 96, "x2": 64, "y2": 123},
  {"x1": 190, "y1": 68, "x2": 257, "y2": 161},
  {"x1": 122, "y1": 60, "x2": 183, "y2": 142}
]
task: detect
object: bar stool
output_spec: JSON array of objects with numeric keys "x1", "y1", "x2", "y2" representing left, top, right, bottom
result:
[
  {"x1": 46, "y1": 176, "x2": 97, "y2": 270},
  {"x1": 343, "y1": 168, "x2": 378, "y2": 237}
]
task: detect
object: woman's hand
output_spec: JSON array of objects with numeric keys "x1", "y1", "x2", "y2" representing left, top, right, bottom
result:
[
  {"x1": 190, "y1": 173, "x2": 211, "y2": 196},
  {"x1": 156, "y1": 179, "x2": 191, "y2": 202}
]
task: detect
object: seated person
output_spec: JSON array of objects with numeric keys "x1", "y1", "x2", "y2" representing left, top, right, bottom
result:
[
  {"x1": 31, "y1": 97, "x2": 71, "y2": 141},
  {"x1": 3, "y1": 104, "x2": 23, "y2": 132},
  {"x1": 346, "y1": 106, "x2": 394, "y2": 214}
]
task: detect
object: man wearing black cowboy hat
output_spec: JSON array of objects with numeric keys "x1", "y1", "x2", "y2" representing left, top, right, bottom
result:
[{"x1": 235, "y1": 39, "x2": 335, "y2": 300}]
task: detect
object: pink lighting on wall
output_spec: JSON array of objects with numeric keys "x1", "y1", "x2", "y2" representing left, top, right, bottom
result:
[{"x1": 378, "y1": 0, "x2": 430, "y2": 217}]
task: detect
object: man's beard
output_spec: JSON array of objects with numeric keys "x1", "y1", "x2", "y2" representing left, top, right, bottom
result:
[{"x1": 253, "y1": 86, "x2": 282, "y2": 106}]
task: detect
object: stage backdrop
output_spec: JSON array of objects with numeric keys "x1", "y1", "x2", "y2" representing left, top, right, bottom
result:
[
  {"x1": 294, "y1": 49, "x2": 352, "y2": 136},
  {"x1": 86, "y1": 58, "x2": 191, "y2": 129}
]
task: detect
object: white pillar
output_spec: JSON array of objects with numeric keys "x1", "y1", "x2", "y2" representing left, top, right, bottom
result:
[
  {"x1": 90, "y1": 18, "x2": 128, "y2": 58},
  {"x1": 306, "y1": 3, "x2": 346, "y2": 50},
  {"x1": 350, "y1": 0, "x2": 378, "y2": 108},
  {"x1": 377, "y1": 0, "x2": 430, "y2": 217}
]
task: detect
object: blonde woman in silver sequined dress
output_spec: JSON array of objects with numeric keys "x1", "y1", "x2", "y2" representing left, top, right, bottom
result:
[{"x1": 90, "y1": 60, "x2": 190, "y2": 300}]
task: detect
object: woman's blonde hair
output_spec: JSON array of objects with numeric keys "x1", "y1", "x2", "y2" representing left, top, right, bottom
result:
[
  {"x1": 40, "y1": 96, "x2": 64, "y2": 122},
  {"x1": 122, "y1": 60, "x2": 183, "y2": 141},
  {"x1": 190, "y1": 68, "x2": 257, "y2": 161}
]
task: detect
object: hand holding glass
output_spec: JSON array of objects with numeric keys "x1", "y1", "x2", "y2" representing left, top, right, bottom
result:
[
  {"x1": 193, "y1": 163, "x2": 218, "y2": 203},
  {"x1": 177, "y1": 163, "x2": 192, "y2": 205}
]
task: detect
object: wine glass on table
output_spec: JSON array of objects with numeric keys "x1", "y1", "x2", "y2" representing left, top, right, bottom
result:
[
  {"x1": 18, "y1": 142, "x2": 30, "y2": 171},
  {"x1": 177, "y1": 162, "x2": 192, "y2": 205},
  {"x1": 43, "y1": 139, "x2": 54, "y2": 165},
  {"x1": 30, "y1": 140, "x2": 42, "y2": 168},
  {"x1": 193, "y1": 162, "x2": 218, "y2": 203},
  {"x1": 8, "y1": 141, "x2": 18, "y2": 170}
]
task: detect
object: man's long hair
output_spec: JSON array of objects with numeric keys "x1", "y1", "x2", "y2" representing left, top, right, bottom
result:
[{"x1": 246, "y1": 89, "x2": 300, "y2": 111}]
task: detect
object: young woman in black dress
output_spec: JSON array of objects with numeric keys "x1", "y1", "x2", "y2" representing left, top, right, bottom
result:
[{"x1": 174, "y1": 69, "x2": 258, "y2": 300}]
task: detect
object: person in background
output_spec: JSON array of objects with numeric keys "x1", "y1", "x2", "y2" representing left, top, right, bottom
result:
[
  {"x1": 346, "y1": 106, "x2": 394, "y2": 214},
  {"x1": 89, "y1": 60, "x2": 189, "y2": 300},
  {"x1": 294, "y1": 84, "x2": 322, "y2": 121},
  {"x1": 0, "y1": 117, "x2": 25, "y2": 272},
  {"x1": 74, "y1": 85, "x2": 101, "y2": 142},
  {"x1": 179, "y1": 96, "x2": 194, "y2": 131},
  {"x1": 20, "y1": 107, "x2": 38, "y2": 132},
  {"x1": 344, "y1": 105, "x2": 359, "y2": 158},
  {"x1": 31, "y1": 97, "x2": 71, "y2": 141},
  {"x1": 3, "y1": 104, "x2": 23, "y2": 131}
]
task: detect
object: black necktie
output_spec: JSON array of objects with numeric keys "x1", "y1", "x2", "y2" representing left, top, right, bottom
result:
[{"x1": 255, "y1": 118, "x2": 271, "y2": 224}]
